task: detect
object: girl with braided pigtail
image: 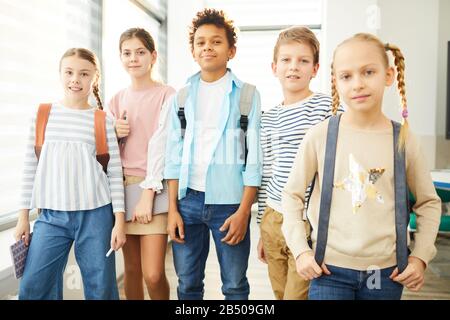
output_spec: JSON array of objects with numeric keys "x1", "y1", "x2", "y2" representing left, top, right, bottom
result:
[
  {"x1": 281, "y1": 33, "x2": 441, "y2": 300},
  {"x1": 15, "y1": 48, "x2": 126, "y2": 299}
]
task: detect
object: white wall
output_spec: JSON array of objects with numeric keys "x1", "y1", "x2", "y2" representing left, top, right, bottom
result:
[
  {"x1": 378, "y1": 0, "x2": 439, "y2": 167},
  {"x1": 323, "y1": 0, "x2": 449, "y2": 169},
  {"x1": 436, "y1": 0, "x2": 450, "y2": 135},
  {"x1": 321, "y1": 0, "x2": 376, "y2": 93},
  {"x1": 436, "y1": 0, "x2": 450, "y2": 168},
  {"x1": 167, "y1": 0, "x2": 205, "y2": 90},
  {"x1": 102, "y1": 0, "x2": 161, "y2": 103}
]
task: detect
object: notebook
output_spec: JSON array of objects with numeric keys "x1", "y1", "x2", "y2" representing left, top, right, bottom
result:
[
  {"x1": 125, "y1": 182, "x2": 169, "y2": 221},
  {"x1": 9, "y1": 233, "x2": 32, "y2": 279}
]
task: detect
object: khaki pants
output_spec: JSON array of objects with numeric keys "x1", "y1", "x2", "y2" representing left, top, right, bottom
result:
[{"x1": 260, "y1": 206, "x2": 310, "y2": 300}]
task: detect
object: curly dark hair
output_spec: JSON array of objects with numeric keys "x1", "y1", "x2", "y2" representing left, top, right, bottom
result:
[{"x1": 189, "y1": 8, "x2": 237, "y2": 51}]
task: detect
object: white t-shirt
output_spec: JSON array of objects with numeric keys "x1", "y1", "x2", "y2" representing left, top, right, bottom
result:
[{"x1": 188, "y1": 71, "x2": 230, "y2": 191}]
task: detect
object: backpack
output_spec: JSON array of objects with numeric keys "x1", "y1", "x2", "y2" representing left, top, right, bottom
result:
[
  {"x1": 176, "y1": 83, "x2": 256, "y2": 167},
  {"x1": 313, "y1": 114, "x2": 410, "y2": 272},
  {"x1": 34, "y1": 103, "x2": 110, "y2": 173}
]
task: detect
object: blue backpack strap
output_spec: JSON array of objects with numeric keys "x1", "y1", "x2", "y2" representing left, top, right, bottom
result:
[
  {"x1": 392, "y1": 120, "x2": 409, "y2": 273},
  {"x1": 177, "y1": 86, "x2": 189, "y2": 139},
  {"x1": 314, "y1": 114, "x2": 341, "y2": 266},
  {"x1": 314, "y1": 116, "x2": 409, "y2": 271}
]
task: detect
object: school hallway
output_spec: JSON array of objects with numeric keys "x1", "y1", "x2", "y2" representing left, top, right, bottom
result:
[{"x1": 118, "y1": 211, "x2": 450, "y2": 300}]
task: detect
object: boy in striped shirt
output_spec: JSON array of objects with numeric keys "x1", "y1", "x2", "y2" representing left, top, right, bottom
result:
[{"x1": 256, "y1": 26, "x2": 342, "y2": 300}]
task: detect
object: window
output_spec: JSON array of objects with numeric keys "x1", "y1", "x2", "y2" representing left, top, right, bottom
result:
[
  {"x1": 102, "y1": 0, "x2": 167, "y2": 101},
  {"x1": 0, "y1": 0, "x2": 167, "y2": 228},
  {"x1": 205, "y1": 0, "x2": 323, "y2": 110},
  {"x1": 0, "y1": 0, "x2": 102, "y2": 227}
]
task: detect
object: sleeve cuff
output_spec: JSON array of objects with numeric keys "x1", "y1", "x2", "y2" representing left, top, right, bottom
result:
[
  {"x1": 139, "y1": 179, "x2": 164, "y2": 194},
  {"x1": 281, "y1": 217, "x2": 311, "y2": 260},
  {"x1": 164, "y1": 166, "x2": 181, "y2": 180},
  {"x1": 112, "y1": 207, "x2": 125, "y2": 214},
  {"x1": 243, "y1": 173, "x2": 262, "y2": 187},
  {"x1": 410, "y1": 244, "x2": 437, "y2": 267}
]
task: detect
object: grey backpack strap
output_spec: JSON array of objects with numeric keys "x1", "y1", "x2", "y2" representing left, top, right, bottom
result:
[
  {"x1": 239, "y1": 83, "x2": 255, "y2": 117},
  {"x1": 392, "y1": 120, "x2": 409, "y2": 273},
  {"x1": 239, "y1": 83, "x2": 256, "y2": 167},
  {"x1": 177, "y1": 86, "x2": 189, "y2": 139},
  {"x1": 314, "y1": 114, "x2": 341, "y2": 266}
]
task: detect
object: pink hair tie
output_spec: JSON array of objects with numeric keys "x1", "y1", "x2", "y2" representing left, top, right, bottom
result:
[{"x1": 401, "y1": 108, "x2": 408, "y2": 119}]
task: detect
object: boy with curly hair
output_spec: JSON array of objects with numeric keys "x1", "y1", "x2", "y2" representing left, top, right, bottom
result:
[{"x1": 164, "y1": 8, "x2": 262, "y2": 300}]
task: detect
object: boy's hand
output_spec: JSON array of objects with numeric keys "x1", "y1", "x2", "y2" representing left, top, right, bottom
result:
[
  {"x1": 295, "y1": 250, "x2": 331, "y2": 281},
  {"x1": 167, "y1": 209, "x2": 185, "y2": 244},
  {"x1": 115, "y1": 118, "x2": 130, "y2": 139},
  {"x1": 133, "y1": 189, "x2": 155, "y2": 224},
  {"x1": 14, "y1": 209, "x2": 31, "y2": 246},
  {"x1": 390, "y1": 256, "x2": 426, "y2": 291},
  {"x1": 219, "y1": 208, "x2": 250, "y2": 245},
  {"x1": 257, "y1": 237, "x2": 267, "y2": 264},
  {"x1": 110, "y1": 214, "x2": 126, "y2": 250}
]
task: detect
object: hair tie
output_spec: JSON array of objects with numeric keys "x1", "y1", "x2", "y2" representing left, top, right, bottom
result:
[
  {"x1": 401, "y1": 108, "x2": 408, "y2": 119},
  {"x1": 384, "y1": 43, "x2": 390, "y2": 51}
]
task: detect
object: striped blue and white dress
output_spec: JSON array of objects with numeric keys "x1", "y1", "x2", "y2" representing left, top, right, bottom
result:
[
  {"x1": 19, "y1": 102, "x2": 124, "y2": 213},
  {"x1": 257, "y1": 93, "x2": 342, "y2": 224}
]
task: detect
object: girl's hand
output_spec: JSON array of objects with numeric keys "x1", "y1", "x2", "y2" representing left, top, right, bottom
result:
[
  {"x1": 295, "y1": 250, "x2": 331, "y2": 281},
  {"x1": 257, "y1": 237, "x2": 267, "y2": 264},
  {"x1": 14, "y1": 209, "x2": 31, "y2": 246},
  {"x1": 110, "y1": 213, "x2": 126, "y2": 251},
  {"x1": 132, "y1": 189, "x2": 155, "y2": 224},
  {"x1": 390, "y1": 256, "x2": 426, "y2": 291},
  {"x1": 115, "y1": 119, "x2": 130, "y2": 139}
]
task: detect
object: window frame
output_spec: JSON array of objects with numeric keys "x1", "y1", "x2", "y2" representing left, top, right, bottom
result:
[{"x1": 0, "y1": 0, "x2": 168, "y2": 230}]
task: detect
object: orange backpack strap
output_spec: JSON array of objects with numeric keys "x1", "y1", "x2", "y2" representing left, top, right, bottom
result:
[
  {"x1": 94, "y1": 110, "x2": 110, "y2": 173},
  {"x1": 34, "y1": 103, "x2": 52, "y2": 160}
]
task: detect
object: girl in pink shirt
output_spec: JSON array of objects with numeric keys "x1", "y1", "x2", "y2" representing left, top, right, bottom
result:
[{"x1": 108, "y1": 28, "x2": 175, "y2": 300}]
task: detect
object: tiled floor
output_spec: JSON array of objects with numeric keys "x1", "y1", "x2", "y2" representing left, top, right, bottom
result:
[
  {"x1": 402, "y1": 233, "x2": 450, "y2": 300},
  {"x1": 119, "y1": 213, "x2": 450, "y2": 300}
]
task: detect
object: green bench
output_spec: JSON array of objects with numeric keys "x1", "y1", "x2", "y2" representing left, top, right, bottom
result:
[{"x1": 409, "y1": 187, "x2": 450, "y2": 233}]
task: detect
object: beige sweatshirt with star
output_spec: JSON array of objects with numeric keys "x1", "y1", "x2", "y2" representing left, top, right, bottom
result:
[{"x1": 281, "y1": 118, "x2": 441, "y2": 271}]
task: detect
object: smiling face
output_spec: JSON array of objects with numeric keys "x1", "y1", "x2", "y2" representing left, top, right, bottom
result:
[
  {"x1": 333, "y1": 39, "x2": 394, "y2": 114},
  {"x1": 272, "y1": 41, "x2": 319, "y2": 97},
  {"x1": 60, "y1": 55, "x2": 97, "y2": 101},
  {"x1": 192, "y1": 24, "x2": 236, "y2": 76},
  {"x1": 120, "y1": 37, "x2": 156, "y2": 79}
]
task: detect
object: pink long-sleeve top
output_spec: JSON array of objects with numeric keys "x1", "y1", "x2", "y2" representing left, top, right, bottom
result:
[{"x1": 108, "y1": 84, "x2": 175, "y2": 178}]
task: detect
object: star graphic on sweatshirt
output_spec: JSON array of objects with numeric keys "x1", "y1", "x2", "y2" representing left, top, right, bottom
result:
[{"x1": 334, "y1": 154, "x2": 385, "y2": 214}]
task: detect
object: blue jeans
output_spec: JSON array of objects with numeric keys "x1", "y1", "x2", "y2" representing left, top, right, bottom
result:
[
  {"x1": 172, "y1": 188, "x2": 251, "y2": 300},
  {"x1": 309, "y1": 265, "x2": 404, "y2": 300},
  {"x1": 19, "y1": 204, "x2": 119, "y2": 300}
]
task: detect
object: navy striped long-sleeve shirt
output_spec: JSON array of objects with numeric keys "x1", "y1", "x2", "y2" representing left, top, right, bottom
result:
[{"x1": 257, "y1": 93, "x2": 342, "y2": 223}]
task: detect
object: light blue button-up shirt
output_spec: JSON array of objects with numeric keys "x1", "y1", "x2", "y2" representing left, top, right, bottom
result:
[{"x1": 164, "y1": 70, "x2": 262, "y2": 204}]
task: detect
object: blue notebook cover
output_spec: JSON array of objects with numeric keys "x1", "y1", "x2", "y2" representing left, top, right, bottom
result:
[{"x1": 9, "y1": 233, "x2": 32, "y2": 279}]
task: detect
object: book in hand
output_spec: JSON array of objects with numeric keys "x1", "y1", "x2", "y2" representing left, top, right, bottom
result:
[
  {"x1": 9, "y1": 233, "x2": 32, "y2": 279},
  {"x1": 125, "y1": 182, "x2": 169, "y2": 222}
]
